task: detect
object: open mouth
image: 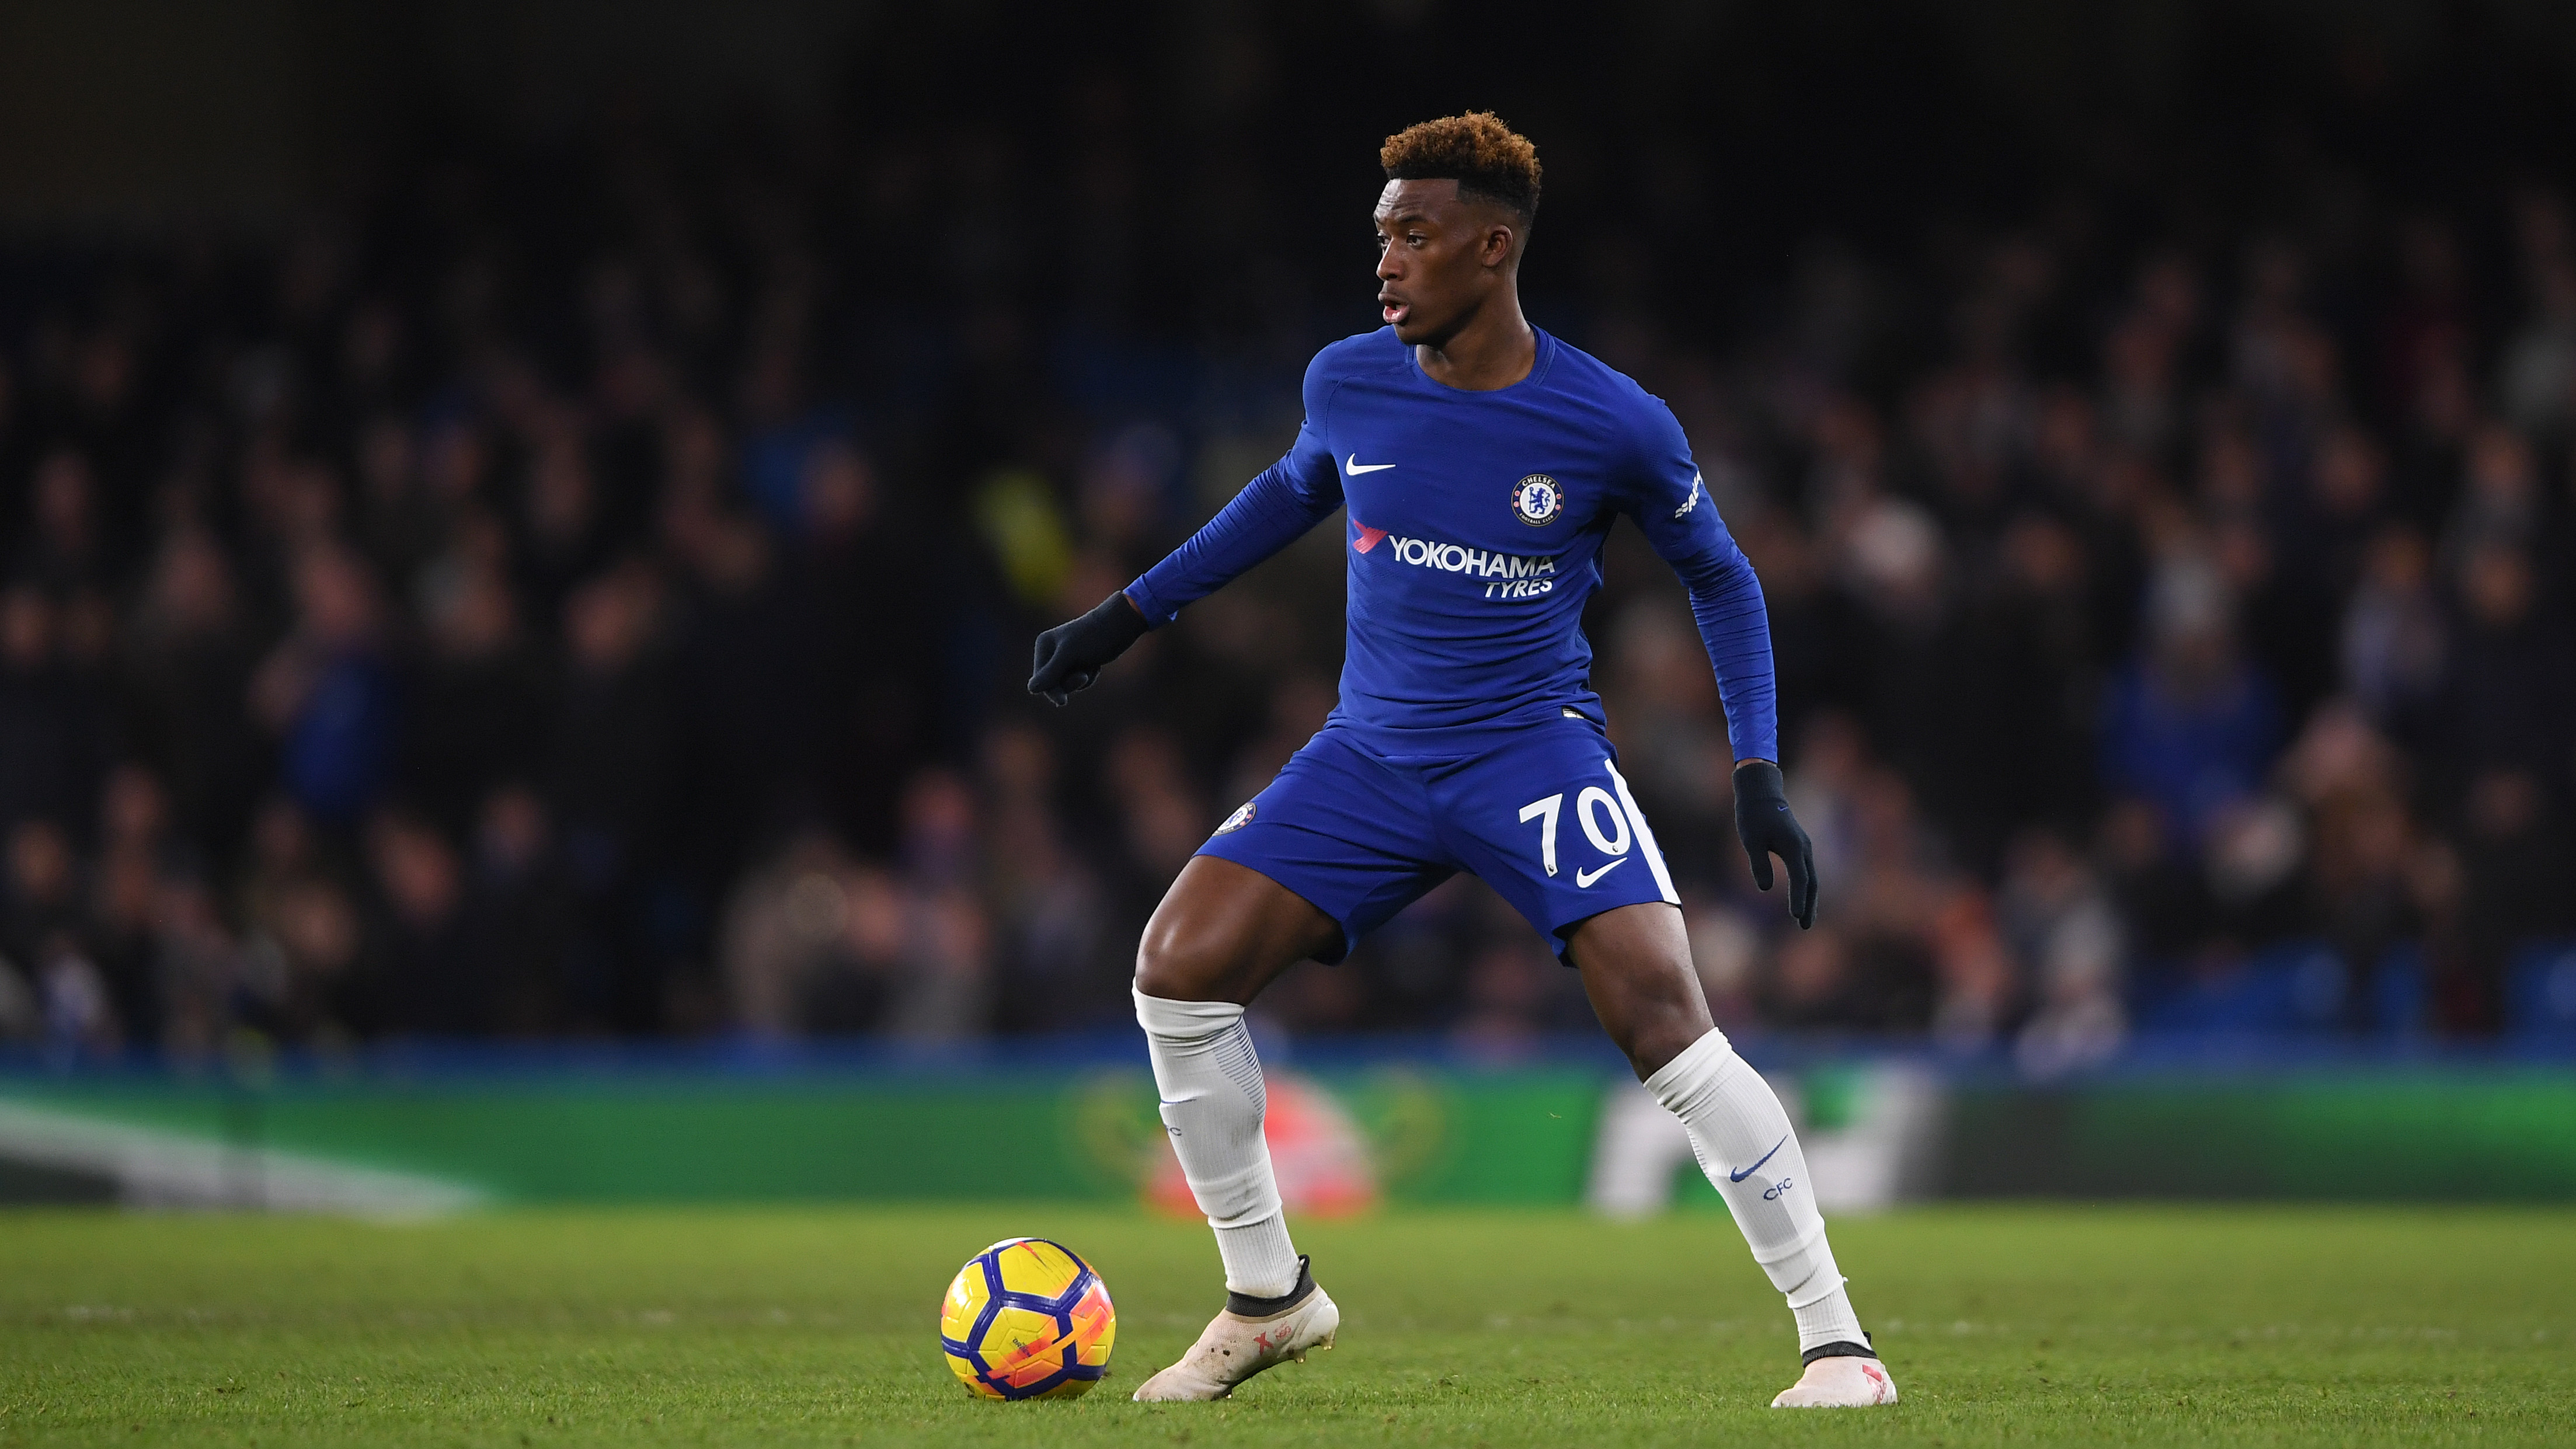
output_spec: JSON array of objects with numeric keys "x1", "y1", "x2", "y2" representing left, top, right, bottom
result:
[{"x1": 1380, "y1": 296, "x2": 1411, "y2": 326}]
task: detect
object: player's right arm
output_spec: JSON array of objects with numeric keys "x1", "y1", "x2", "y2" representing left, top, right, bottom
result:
[{"x1": 1028, "y1": 358, "x2": 1346, "y2": 705}]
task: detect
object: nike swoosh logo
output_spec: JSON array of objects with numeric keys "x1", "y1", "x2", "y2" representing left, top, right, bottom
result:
[
  {"x1": 1346, "y1": 455, "x2": 1395, "y2": 474},
  {"x1": 1729, "y1": 1134, "x2": 1788, "y2": 1183},
  {"x1": 1574, "y1": 859, "x2": 1627, "y2": 888}
]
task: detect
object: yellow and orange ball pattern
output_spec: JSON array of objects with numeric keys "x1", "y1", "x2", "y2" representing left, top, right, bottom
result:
[{"x1": 939, "y1": 1238, "x2": 1116, "y2": 1400}]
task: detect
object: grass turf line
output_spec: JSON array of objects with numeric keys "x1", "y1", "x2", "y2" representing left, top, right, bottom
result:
[{"x1": 1, "y1": 1204, "x2": 2567, "y2": 1447}]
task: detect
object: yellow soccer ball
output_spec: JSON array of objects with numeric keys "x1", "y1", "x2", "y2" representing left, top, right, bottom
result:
[{"x1": 939, "y1": 1237, "x2": 1116, "y2": 1399}]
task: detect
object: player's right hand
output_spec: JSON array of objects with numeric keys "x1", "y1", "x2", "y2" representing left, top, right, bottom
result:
[
  {"x1": 1731, "y1": 759, "x2": 1818, "y2": 929},
  {"x1": 1028, "y1": 591, "x2": 1150, "y2": 706}
]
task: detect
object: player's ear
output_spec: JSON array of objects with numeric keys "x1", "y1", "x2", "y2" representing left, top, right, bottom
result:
[{"x1": 1484, "y1": 222, "x2": 1516, "y2": 269}]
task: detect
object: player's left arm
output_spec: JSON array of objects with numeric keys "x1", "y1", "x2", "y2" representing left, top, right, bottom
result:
[{"x1": 1620, "y1": 400, "x2": 1817, "y2": 927}]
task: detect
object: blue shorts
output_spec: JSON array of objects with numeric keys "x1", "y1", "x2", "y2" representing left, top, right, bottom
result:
[{"x1": 1196, "y1": 712, "x2": 1682, "y2": 964}]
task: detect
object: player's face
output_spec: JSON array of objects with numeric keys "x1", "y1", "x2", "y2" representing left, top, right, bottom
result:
[{"x1": 1374, "y1": 179, "x2": 1516, "y2": 346}]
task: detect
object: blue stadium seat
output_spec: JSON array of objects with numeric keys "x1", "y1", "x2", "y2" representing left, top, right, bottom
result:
[
  {"x1": 2372, "y1": 943, "x2": 2428, "y2": 1040},
  {"x1": 2504, "y1": 939, "x2": 2576, "y2": 1043},
  {"x1": 2134, "y1": 939, "x2": 2349, "y2": 1036}
]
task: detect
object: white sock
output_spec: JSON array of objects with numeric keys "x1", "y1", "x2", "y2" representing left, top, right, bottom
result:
[
  {"x1": 1646, "y1": 1027, "x2": 1867, "y2": 1353},
  {"x1": 1134, "y1": 989, "x2": 1301, "y2": 1298}
]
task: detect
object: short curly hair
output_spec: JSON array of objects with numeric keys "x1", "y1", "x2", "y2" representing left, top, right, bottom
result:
[{"x1": 1380, "y1": 112, "x2": 1541, "y2": 224}]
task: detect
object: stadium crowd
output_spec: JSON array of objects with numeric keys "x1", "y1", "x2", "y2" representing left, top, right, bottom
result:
[{"x1": 1, "y1": 88, "x2": 2571, "y2": 1064}]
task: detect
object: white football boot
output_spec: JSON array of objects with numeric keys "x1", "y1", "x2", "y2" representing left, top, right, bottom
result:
[
  {"x1": 1771, "y1": 1339, "x2": 1899, "y2": 1408},
  {"x1": 1132, "y1": 1256, "x2": 1339, "y2": 1402}
]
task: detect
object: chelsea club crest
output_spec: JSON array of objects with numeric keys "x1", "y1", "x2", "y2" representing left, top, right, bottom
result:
[{"x1": 1510, "y1": 473, "x2": 1563, "y2": 526}]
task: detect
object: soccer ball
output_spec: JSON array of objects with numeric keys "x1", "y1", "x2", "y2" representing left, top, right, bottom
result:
[{"x1": 939, "y1": 1237, "x2": 1116, "y2": 1399}]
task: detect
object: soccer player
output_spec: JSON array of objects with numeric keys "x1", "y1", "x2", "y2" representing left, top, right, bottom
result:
[{"x1": 1028, "y1": 113, "x2": 1896, "y2": 1410}]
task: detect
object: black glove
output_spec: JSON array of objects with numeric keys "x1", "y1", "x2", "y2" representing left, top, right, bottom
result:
[
  {"x1": 1028, "y1": 591, "x2": 1150, "y2": 705},
  {"x1": 1733, "y1": 759, "x2": 1818, "y2": 929}
]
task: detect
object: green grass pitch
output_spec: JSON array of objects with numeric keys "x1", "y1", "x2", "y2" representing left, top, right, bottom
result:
[{"x1": 2, "y1": 1204, "x2": 2567, "y2": 1446}]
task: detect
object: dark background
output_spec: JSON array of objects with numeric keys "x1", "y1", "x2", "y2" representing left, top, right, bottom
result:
[{"x1": 0, "y1": 0, "x2": 2571, "y2": 1061}]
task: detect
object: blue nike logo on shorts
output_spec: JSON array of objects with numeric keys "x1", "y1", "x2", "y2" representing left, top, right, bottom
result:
[{"x1": 1729, "y1": 1134, "x2": 1788, "y2": 1183}]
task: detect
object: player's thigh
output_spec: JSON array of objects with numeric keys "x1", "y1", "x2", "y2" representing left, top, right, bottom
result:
[
  {"x1": 1176, "y1": 729, "x2": 1452, "y2": 992},
  {"x1": 1136, "y1": 855, "x2": 1350, "y2": 1006},
  {"x1": 1435, "y1": 719, "x2": 1682, "y2": 946}
]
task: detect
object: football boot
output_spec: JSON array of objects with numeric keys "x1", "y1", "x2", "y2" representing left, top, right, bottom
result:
[
  {"x1": 1771, "y1": 1338, "x2": 1898, "y2": 1408},
  {"x1": 1132, "y1": 1256, "x2": 1338, "y2": 1402}
]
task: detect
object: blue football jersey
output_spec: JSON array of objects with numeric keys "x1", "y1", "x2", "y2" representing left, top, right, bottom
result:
[{"x1": 1129, "y1": 326, "x2": 1777, "y2": 763}]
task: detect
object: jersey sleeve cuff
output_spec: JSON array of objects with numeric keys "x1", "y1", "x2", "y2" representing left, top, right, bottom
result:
[
  {"x1": 1123, "y1": 577, "x2": 1178, "y2": 628},
  {"x1": 1726, "y1": 729, "x2": 1780, "y2": 770}
]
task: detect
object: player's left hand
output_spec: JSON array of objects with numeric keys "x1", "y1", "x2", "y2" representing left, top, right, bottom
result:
[
  {"x1": 1028, "y1": 591, "x2": 1151, "y2": 705},
  {"x1": 1731, "y1": 759, "x2": 1817, "y2": 928}
]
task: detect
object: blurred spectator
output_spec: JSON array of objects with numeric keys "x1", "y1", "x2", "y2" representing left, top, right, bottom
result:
[
  {"x1": 670, "y1": 507, "x2": 808, "y2": 874},
  {"x1": 86, "y1": 765, "x2": 172, "y2": 1043},
  {"x1": 884, "y1": 884, "x2": 993, "y2": 1043},
  {"x1": 794, "y1": 435, "x2": 941, "y2": 845},
  {"x1": 0, "y1": 944, "x2": 32, "y2": 1041},
  {"x1": 455, "y1": 785, "x2": 579, "y2": 1035},
  {"x1": 249, "y1": 546, "x2": 398, "y2": 826},
  {"x1": 980, "y1": 724, "x2": 1119, "y2": 1032},
  {"x1": 1103, "y1": 730, "x2": 1207, "y2": 886},
  {"x1": 2441, "y1": 542, "x2": 2571, "y2": 792},
  {"x1": 1684, "y1": 894, "x2": 1763, "y2": 1031},
  {"x1": 2000, "y1": 830, "x2": 2126, "y2": 1076},
  {"x1": 152, "y1": 878, "x2": 242, "y2": 1061},
  {"x1": 874, "y1": 768, "x2": 995, "y2": 1041},
  {"x1": 2446, "y1": 771, "x2": 2574, "y2": 1032},
  {"x1": 2097, "y1": 797, "x2": 2212, "y2": 962},
  {"x1": 368, "y1": 810, "x2": 476, "y2": 1034},
  {"x1": 403, "y1": 558, "x2": 549, "y2": 839},
  {"x1": 2100, "y1": 557, "x2": 2283, "y2": 847},
  {"x1": 0, "y1": 586, "x2": 106, "y2": 836},
  {"x1": 117, "y1": 531, "x2": 263, "y2": 849},
  {"x1": 2340, "y1": 525, "x2": 2446, "y2": 742},
  {"x1": 1604, "y1": 598, "x2": 1733, "y2": 877},
  {"x1": 2498, "y1": 257, "x2": 2576, "y2": 433},
  {"x1": 232, "y1": 797, "x2": 367, "y2": 1043},
  {"x1": 549, "y1": 563, "x2": 677, "y2": 1029},
  {"x1": 242, "y1": 875, "x2": 368, "y2": 1044},
  {"x1": 15, "y1": 450, "x2": 105, "y2": 592},
  {"x1": 720, "y1": 832, "x2": 888, "y2": 1036},
  {"x1": 1770, "y1": 925, "x2": 1860, "y2": 1030},
  {"x1": 2279, "y1": 703, "x2": 2425, "y2": 1013},
  {"x1": 34, "y1": 932, "x2": 117, "y2": 1058},
  {"x1": 4, "y1": 820, "x2": 83, "y2": 999},
  {"x1": 1927, "y1": 891, "x2": 2015, "y2": 1052}
]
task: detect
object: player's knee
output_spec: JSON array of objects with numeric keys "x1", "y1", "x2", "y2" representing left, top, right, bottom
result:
[
  {"x1": 1133, "y1": 921, "x2": 1228, "y2": 1002},
  {"x1": 1607, "y1": 1003, "x2": 1714, "y2": 1081},
  {"x1": 1619, "y1": 1019, "x2": 1707, "y2": 1081}
]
